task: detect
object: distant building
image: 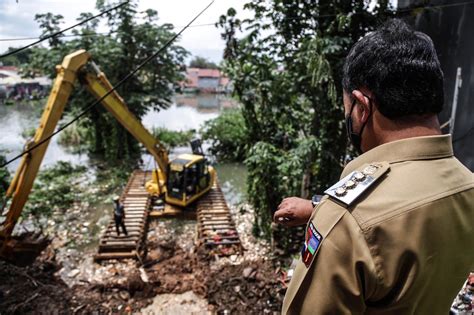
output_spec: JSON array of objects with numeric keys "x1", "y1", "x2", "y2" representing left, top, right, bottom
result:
[
  {"x1": 179, "y1": 68, "x2": 232, "y2": 94},
  {"x1": 0, "y1": 66, "x2": 51, "y2": 101}
]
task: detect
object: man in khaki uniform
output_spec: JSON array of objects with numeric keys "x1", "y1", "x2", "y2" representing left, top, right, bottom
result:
[{"x1": 274, "y1": 19, "x2": 474, "y2": 314}]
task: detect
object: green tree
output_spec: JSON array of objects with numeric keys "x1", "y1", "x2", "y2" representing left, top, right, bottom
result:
[
  {"x1": 189, "y1": 56, "x2": 219, "y2": 69},
  {"x1": 25, "y1": 0, "x2": 188, "y2": 163},
  {"x1": 200, "y1": 108, "x2": 248, "y2": 162},
  {"x1": 219, "y1": 1, "x2": 393, "y2": 244},
  {"x1": 0, "y1": 48, "x2": 33, "y2": 67}
]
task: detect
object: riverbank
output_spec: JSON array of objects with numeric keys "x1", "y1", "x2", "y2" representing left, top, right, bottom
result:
[
  {"x1": 0, "y1": 95, "x2": 276, "y2": 313},
  {"x1": 0, "y1": 202, "x2": 286, "y2": 314}
]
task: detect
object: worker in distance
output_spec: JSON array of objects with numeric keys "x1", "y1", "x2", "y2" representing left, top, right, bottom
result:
[
  {"x1": 274, "y1": 19, "x2": 474, "y2": 314},
  {"x1": 113, "y1": 196, "x2": 128, "y2": 236}
]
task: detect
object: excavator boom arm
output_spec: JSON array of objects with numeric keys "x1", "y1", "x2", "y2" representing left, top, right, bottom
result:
[
  {"x1": 1, "y1": 50, "x2": 89, "y2": 240},
  {"x1": 1, "y1": 49, "x2": 168, "y2": 244},
  {"x1": 81, "y1": 65, "x2": 169, "y2": 177}
]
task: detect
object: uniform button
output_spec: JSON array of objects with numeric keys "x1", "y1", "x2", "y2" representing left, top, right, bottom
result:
[
  {"x1": 363, "y1": 165, "x2": 378, "y2": 175},
  {"x1": 354, "y1": 171, "x2": 366, "y2": 182},
  {"x1": 335, "y1": 187, "x2": 346, "y2": 196},
  {"x1": 345, "y1": 179, "x2": 356, "y2": 189}
]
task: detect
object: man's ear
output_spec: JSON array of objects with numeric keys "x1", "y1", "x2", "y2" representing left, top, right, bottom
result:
[{"x1": 351, "y1": 90, "x2": 371, "y2": 123}]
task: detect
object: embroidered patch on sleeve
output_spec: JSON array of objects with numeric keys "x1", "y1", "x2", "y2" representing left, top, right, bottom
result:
[{"x1": 301, "y1": 222, "x2": 322, "y2": 268}]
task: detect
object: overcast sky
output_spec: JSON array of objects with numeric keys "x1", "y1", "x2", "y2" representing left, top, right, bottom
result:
[
  {"x1": 0, "y1": 1, "x2": 398, "y2": 63},
  {"x1": 0, "y1": 0, "x2": 250, "y2": 63}
]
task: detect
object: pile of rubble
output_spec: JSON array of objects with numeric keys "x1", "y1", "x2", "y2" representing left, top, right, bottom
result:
[{"x1": 0, "y1": 200, "x2": 288, "y2": 314}]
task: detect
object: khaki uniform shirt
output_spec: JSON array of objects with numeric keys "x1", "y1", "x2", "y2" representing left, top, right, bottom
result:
[{"x1": 282, "y1": 135, "x2": 474, "y2": 314}]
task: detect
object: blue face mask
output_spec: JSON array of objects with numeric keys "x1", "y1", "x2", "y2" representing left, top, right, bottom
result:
[{"x1": 345, "y1": 98, "x2": 372, "y2": 154}]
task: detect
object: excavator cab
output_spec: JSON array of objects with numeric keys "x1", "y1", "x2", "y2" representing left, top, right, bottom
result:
[{"x1": 166, "y1": 154, "x2": 214, "y2": 207}]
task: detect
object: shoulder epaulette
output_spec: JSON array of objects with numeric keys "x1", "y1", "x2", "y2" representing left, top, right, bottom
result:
[{"x1": 324, "y1": 162, "x2": 390, "y2": 207}]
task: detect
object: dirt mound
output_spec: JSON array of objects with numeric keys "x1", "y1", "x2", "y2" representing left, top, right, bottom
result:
[
  {"x1": 206, "y1": 260, "x2": 285, "y2": 314},
  {"x1": 0, "y1": 258, "x2": 76, "y2": 314},
  {"x1": 144, "y1": 241, "x2": 285, "y2": 314},
  {"x1": 1, "y1": 234, "x2": 285, "y2": 314}
]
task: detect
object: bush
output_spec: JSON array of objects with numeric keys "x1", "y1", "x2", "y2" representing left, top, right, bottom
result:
[
  {"x1": 25, "y1": 162, "x2": 86, "y2": 219},
  {"x1": 21, "y1": 127, "x2": 36, "y2": 139},
  {"x1": 200, "y1": 108, "x2": 248, "y2": 162},
  {"x1": 152, "y1": 127, "x2": 195, "y2": 149},
  {"x1": 58, "y1": 122, "x2": 88, "y2": 148},
  {"x1": 0, "y1": 154, "x2": 10, "y2": 205}
]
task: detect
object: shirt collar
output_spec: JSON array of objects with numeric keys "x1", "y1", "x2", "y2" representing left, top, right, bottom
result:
[{"x1": 341, "y1": 135, "x2": 453, "y2": 178}]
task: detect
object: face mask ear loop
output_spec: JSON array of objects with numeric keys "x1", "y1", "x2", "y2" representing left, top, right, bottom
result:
[
  {"x1": 358, "y1": 97, "x2": 373, "y2": 138},
  {"x1": 347, "y1": 98, "x2": 357, "y2": 136},
  {"x1": 349, "y1": 98, "x2": 356, "y2": 117}
]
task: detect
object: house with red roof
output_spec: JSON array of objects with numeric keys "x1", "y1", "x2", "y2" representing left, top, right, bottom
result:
[{"x1": 180, "y1": 68, "x2": 232, "y2": 94}]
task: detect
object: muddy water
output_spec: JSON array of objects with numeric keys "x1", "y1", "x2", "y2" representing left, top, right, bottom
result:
[
  {"x1": 0, "y1": 95, "x2": 247, "y2": 312},
  {"x1": 0, "y1": 94, "x2": 246, "y2": 255},
  {"x1": 0, "y1": 101, "x2": 89, "y2": 172},
  {"x1": 0, "y1": 94, "x2": 247, "y2": 204}
]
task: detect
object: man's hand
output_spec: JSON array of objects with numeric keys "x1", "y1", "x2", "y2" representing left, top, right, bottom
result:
[{"x1": 274, "y1": 197, "x2": 314, "y2": 227}]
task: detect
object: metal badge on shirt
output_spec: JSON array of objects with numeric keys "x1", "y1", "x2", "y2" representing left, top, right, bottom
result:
[
  {"x1": 324, "y1": 163, "x2": 388, "y2": 207},
  {"x1": 301, "y1": 222, "x2": 322, "y2": 268}
]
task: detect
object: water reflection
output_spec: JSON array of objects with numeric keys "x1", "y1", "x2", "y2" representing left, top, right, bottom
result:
[
  {"x1": 214, "y1": 163, "x2": 247, "y2": 206},
  {"x1": 0, "y1": 102, "x2": 88, "y2": 172},
  {"x1": 0, "y1": 94, "x2": 247, "y2": 203}
]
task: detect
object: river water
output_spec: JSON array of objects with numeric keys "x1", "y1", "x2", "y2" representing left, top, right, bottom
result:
[{"x1": 0, "y1": 94, "x2": 247, "y2": 205}]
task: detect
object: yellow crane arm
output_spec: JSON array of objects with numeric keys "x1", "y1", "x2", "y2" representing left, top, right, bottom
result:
[
  {"x1": 81, "y1": 62, "x2": 169, "y2": 179},
  {"x1": 1, "y1": 50, "x2": 89, "y2": 239},
  {"x1": 1, "y1": 49, "x2": 168, "y2": 243}
]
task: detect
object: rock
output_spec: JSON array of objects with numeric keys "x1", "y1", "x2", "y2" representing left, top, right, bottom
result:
[
  {"x1": 67, "y1": 269, "x2": 80, "y2": 278},
  {"x1": 242, "y1": 267, "x2": 254, "y2": 279},
  {"x1": 118, "y1": 290, "x2": 130, "y2": 301},
  {"x1": 230, "y1": 255, "x2": 238, "y2": 262},
  {"x1": 139, "y1": 267, "x2": 149, "y2": 283}
]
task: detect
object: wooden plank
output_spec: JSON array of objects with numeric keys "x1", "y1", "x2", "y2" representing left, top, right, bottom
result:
[
  {"x1": 200, "y1": 227, "x2": 235, "y2": 232},
  {"x1": 200, "y1": 220, "x2": 233, "y2": 225},
  {"x1": 104, "y1": 231, "x2": 141, "y2": 237},
  {"x1": 205, "y1": 236, "x2": 240, "y2": 241},
  {"x1": 100, "y1": 240, "x2": 137, "y2": 246},
  {"x1": 106, "y1": 223, "x2": 143, "y2": 228},
  {"x1": 204, "y1": 240, "x2": 241, "y2": 246},
  {"x1": 94, "y1": 251, "x2": 137, "y2": 261},
  {"x1": 199, "y1": 222, "x2": 234, "y2": 227}
]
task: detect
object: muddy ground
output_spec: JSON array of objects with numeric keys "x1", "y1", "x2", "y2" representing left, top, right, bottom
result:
[
  {"x1": 0, "y1": 242, "x2": 286, "y2": 315},
  {"x1": 0, "y1": 205, "x2": 289, "y2": 314}
]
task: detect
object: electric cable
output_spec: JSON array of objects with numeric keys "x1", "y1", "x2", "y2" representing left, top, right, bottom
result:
[
  {"x1": 0, "y1": 23, "x2": 216, "y2": 43},
  {"x1": 0, "y1": 0, "x2": 215, "y2": 169},
  {"x1": 0, "y1": 1, "x2": 129, "y2": 59},
  {"x1": 2, "y1": 0, "x2": 474, "y2": 44}
]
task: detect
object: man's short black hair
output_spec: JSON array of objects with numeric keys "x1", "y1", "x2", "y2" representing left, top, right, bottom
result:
[{"x1": 342, "y1": 19, "x2": 444, "y2": 119}]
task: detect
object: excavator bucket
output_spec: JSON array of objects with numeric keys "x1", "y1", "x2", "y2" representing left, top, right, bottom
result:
[{"x1": 0, "y1": 232, "x2": 50, "y2": 266}]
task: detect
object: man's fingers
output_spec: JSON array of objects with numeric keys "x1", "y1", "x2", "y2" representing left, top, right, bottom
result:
[
  {"x1": 278, "y1": 200, "x2": 288, "y2": 209},
  {"x1": 274, "y1": 209, "x2": 288, "y2": 221}
]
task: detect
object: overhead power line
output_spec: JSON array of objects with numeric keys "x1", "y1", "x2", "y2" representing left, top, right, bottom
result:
[
  {"x1": 0, "y1": 23, "x2": 217, "y2": 43},
  {"x1": 1, "y1": 0, "x2": 473, "y2": 44},
  {"x1": 0, "y1": 1, "x2": 129, "y2": 59},
  {"x1": 0, "y1": 0, "x2": 215, "y2": 169}
]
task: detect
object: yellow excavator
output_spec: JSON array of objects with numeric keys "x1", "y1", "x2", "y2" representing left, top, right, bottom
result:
[{"x1": 0, "y1": 49, "x2": 216, "y2": 261}]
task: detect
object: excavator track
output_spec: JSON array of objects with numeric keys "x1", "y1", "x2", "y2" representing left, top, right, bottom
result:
[
  {"x1": 94, "y1": 170, "x2": 151, "y2": 262},
  {"x1": 95, "y1": 171, "x2": 241, "y2": 261},
  {"x1": 196, "y1": 180, "x2": 242, "y2": 256}
]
